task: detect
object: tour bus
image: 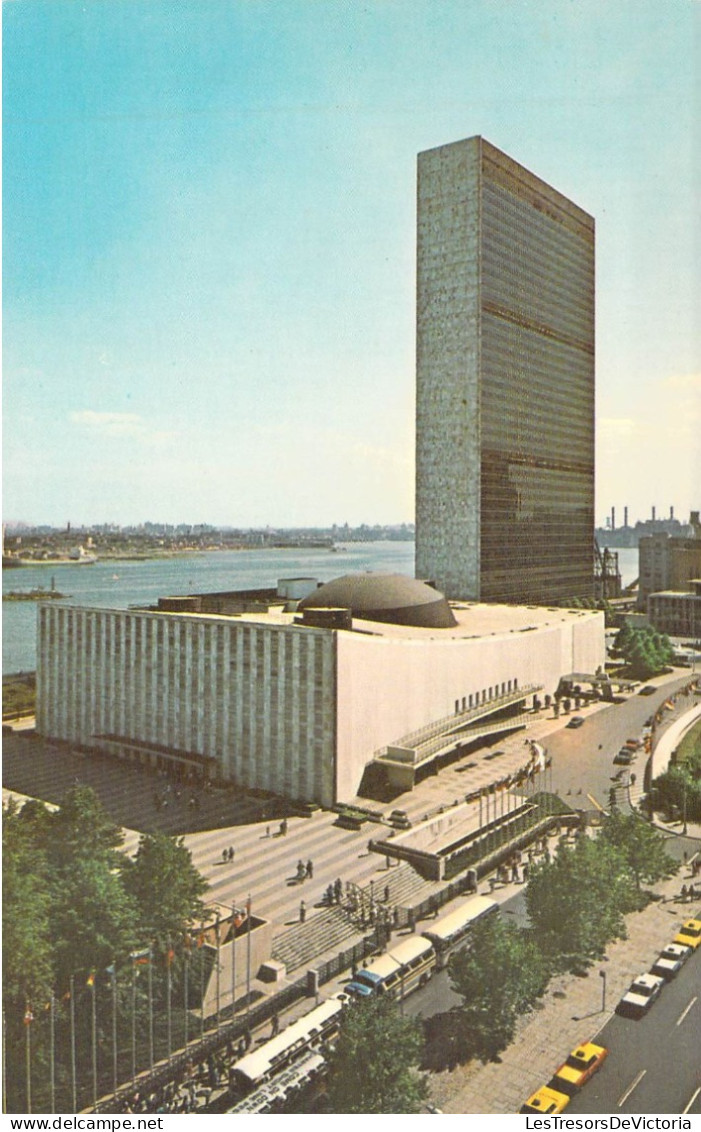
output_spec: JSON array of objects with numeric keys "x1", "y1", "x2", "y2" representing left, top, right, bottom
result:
[
  {"x1": 227, "y1": 998, "x2": 343, "y2": 1108},
  {"x1": 421, "y1": 894, "x2": 498, "y2": 966},
  {"x1": 228, "y1": 1049, "x2": 326, "y2": 1113},
  {"x1": 345, "y1": 935, "x2": 437, "y2": 999}
]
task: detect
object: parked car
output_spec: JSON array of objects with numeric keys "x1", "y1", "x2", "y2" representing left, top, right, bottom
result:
[
  {"x1": 638, "y1": 685, "x2": 657, "y2": 696},
  {"x1": 651, "y1": 943, "x2": 691, "y2": 980},
  {"x1": 613, "y1": 749, "x2": 633, "y2": 765},
  {"x1": 520, "y1": 1085, "x2": 570, "y2": 1114},
  {"x1": 616, "y1": 973, "x2": 665, "y2": 1017},
  {"x1": 567, "y1": 716, "x2": 585, "y2": 729},
  {"x1": 674, "y1": 919, "x2": 701, "y2": 951},
  {"x1": 549, "y1": 1042, "x2": 608, "y2": 1096}
]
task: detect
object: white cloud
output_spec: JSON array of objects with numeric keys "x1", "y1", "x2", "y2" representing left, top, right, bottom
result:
[{"x1": 69, "y1": 410, "x2": 178, "y2": 447}]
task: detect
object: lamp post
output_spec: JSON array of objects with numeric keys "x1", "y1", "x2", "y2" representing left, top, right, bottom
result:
[{"x1": 599, "y1": 969, "x2": 607, "y2": 1012}]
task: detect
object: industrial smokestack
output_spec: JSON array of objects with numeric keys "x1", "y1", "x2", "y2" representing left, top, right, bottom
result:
[
  {"x1": 624, "y1": 506, "x2": 628, "y2": 528},
  {"x1": 670, "y1": 506, "x2": 674, "y2": 520},
  {"x1": 652, "y1": 506, "x2": 656, "y2": 522},
  {"x1": 611, "y1": 506, "x2": 616, "y2": 531}
]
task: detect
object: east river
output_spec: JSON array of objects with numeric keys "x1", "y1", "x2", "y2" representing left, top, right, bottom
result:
[{"x1": 2, "y1": 542, "x2": 639, "y2": 675}]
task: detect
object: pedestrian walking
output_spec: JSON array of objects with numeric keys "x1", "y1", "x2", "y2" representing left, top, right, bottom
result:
[
  {"x1": 221, "y1": 849, "x2": 228, "y2": 863},
  {"x1": 228, "y1": 846, "x2": 235, "y2": 862},
  {"x1": 334, "y1": 877, "x2": 343, "y2": 903},
  {"x1": 297, "y1": 859, "x2": 306, "y2": 881},
  {"x1": 270, "y1": 1013, "x2": 280, "y2": 1037},
  {"x1": 266, "y1": 825, "x2": 270, "y2": 838},
  {"x1": 281, "y1": 818, "x2": 288, "y2": 836},
  {"x1": 384, "y1": 884, "x2": 390, "y2": 903},
  {"x1": 522, "y1": 861, "x2": 529, "y2": 882},
  {"x1": 681, "y1": 884, "x2": 688, "y2": 903},
  {"x1": 299, "y1": 900, "x2": 306, "y2": 923},
  {"x1": 306, "y1": 859, "x2": 313, "y2": 878}
]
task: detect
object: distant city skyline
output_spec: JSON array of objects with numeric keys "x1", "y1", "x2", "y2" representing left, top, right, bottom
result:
[{"x1": 3, "y1": 0, "x2": 699, "y2": 528}]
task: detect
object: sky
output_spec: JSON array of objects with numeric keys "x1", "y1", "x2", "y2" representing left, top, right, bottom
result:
[{"x1": 3, "y1": 0, "x2": 699, "y2": 529}]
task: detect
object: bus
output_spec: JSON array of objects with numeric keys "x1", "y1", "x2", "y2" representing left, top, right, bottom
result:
[
  {"x1": 421, "y1": 894, "x2": 498, "y2": 965},
  {"x1": 228, "y1": 1050, "x2": 326, "y2": 1113},
  {"x1": 345, "y1": 934, "x2": 436, "y2": 999},
  {"x1": 227, "y1": 998, "x2": 343, "y2": 1106}
]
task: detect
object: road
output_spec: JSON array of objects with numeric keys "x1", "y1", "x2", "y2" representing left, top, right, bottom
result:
[{"x1": 567, "y1": 950, "x2": 701, "y2": 1115}]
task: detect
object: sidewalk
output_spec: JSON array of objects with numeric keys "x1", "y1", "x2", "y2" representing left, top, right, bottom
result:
[{"x1": 427, "y1": 865, "x2": 701, "y2": 1114}]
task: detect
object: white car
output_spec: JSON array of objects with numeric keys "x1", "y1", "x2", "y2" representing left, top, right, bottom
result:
[
  {"x1": 616, "y1": 973, "x2": 665, "y2": 1017},
  {"x1": 651, "y1": 943, "x2": 691, "y2": 980}
]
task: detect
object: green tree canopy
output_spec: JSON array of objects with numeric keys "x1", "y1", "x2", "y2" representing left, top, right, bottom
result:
[
  {"x1": 123, "y1": 832, "x2": 209, "y2": 947},
  {"x1": 2, "y1": 799, "x2": 54, "y2": 1006},
  {"x1": 325, "y1": 996, "x2": 428, "y2": 1113},
  {"x1": 613, "y1": 624, "x2": 675, "y2": 679},
  {"x1": 526, "y1": 836, "x2": 635, "y2": 972},
  {"x1": 448, "y1": 913, "x2": 548, "y2": 1061},
  {"x1": 598, "y1": 810, "x2": 676, "y2": 891}
]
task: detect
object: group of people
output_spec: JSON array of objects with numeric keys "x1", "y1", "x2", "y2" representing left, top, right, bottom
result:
[
  {"x1": 296, "y1": 858, "x2": 314, "y2": 881},
  {"x1": 221, "y1": 845, "x2": 236, "y2": 863}
]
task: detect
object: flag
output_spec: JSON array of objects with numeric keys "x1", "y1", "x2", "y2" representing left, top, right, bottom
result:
[
  {"x1": 130, "y1": 947, "x2": 151, "y2": 966},
  {"x1": 165, "y1": 948, "x2": 175, "y2": 967},
  {"x1": 23, "y1": 1007, "x2": 34, "y2": 1026},
  {"x1": 61, "y1": 990, "x2": 71, "y2": 1003},
  {"x1": 86, "y1": 971, "x2": 96, "y2": 988}
]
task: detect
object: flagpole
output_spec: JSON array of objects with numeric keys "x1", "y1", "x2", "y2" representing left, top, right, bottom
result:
[
  {"x1": 199, "y1": 925, "x2": 205, "y2": 1042},
  {"x1": 90, "y1": 977, "x2": 97, "y2": 1112},
  {"x1": 231, "y1": 906, "x2": 236, "y2": 1020},
  {"x1": 131, "y1": 966, "x2": 136, "y2": 1086},
  {"x1": 166, "y1": 943, "x2": 172, "y2": 1063},
  {"x1": 70, "y1": 977, "x2": 77, "y2": 1112},
  {"x1": 183, "y1": 942, "x2": 189, "y2": 1049},
  {"x1": 246, "y1": 895, "x2": 252, "y2": 1019},
  {"x1": 2, "y1": 1011, "x2": 7, "y2": 1115},
  {"x1": 111, "y1": 966, "x2": 118, "y2": 1103},
  {"x1": 215, "y1": 913, "x2": 221, "y2": 1031},
  {"x1": 49, "y1": 992, "x2": 56, "y2": 1112},
  {"x1": 24, "y1": 1006, "x2": 31, "y2": 1114},
  {"x1": 148, "y1": 947, "x2": 154, "y2": 1071}
]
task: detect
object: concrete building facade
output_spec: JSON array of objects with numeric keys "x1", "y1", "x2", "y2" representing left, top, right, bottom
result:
[
  {"x1": 37, "y1": 580, "x2": 604, "y2": 807},
  {"x1": 415, "y1": 136, "x2": 595, "y2": 603},
  {"x1": 637, "y1": 516, "x2": 701, "y2": 609}
]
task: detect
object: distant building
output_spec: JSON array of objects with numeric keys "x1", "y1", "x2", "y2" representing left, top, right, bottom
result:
[
  {"x1": 638, "y1": 512, "x2": 701, "y2": 609},
  {"x1": 36, "y1": 574, "x2": 603, "y2": 807},
  {"x1": 415, "y1": 136, "x2": 595, "y2": 603},
  {"x1": 647, "y1": 580, "x2": 701, "y2": 640}
]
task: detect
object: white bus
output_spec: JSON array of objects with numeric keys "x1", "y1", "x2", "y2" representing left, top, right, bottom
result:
[
  {"x1": 421, "y1": 894, "x2": 498, "y2": 965},
  {"x1": 227, "y1": 998, "x2": 343, "y2": 1105},
  {"x1": 346, "y1": 934, "x2": 436, "y2": 999}
]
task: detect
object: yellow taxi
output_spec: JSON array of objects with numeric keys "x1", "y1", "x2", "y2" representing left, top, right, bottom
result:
[
  {"x1": 674, "y1": 918, "x2": 701, "y2": 951},
  {"x1": 550, "y1": 1042, "x2": 609, "y2": 1096},
  {"x1": 519, "y1": 1085, "x2": 570, "y2": 1114}
]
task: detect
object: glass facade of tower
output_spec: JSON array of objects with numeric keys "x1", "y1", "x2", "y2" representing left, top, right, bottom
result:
[{"x1": 416, "y1": 137, "x2": 595, "y2": 604}]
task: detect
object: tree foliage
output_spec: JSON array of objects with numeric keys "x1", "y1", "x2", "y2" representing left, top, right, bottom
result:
[
  {"x1": 1, "y1": 787, "x2": 210, "y2": 1112},
  {"x1": 123, "y1": 832, "x2": 208, "y2": 946},
  {"x1": 653, "y1": 736, "x2": 701, "y2": 822},
  {"x1": 448, "y1": 914, "x2": 548, "y2": 1061},
  {"x1": 613, "y1": 623, "x2": 674, "y2": 679},
  {"x1": 598, "y1": 810, "x2": 676, "y2": 891},
  {"x1": 325, "y1": 996, "x2": 427, "y2": 1113},
  {"x1": 526, "y1": 837, "x2": 634, "y2": 972}
]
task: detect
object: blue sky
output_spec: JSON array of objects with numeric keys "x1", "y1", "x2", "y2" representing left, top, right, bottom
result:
[{"x1": 3, "y1": 0, "x2": 699, "y2": 528}]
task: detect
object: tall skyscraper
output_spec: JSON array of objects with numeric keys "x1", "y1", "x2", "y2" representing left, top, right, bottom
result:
[{"x1": 415, "y1": 136, "x2": 595, "y2": 603}]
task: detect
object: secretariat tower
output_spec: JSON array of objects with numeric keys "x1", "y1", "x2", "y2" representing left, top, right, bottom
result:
[{"x1": 415, "y1": 137, "x2": 595, "y2": 603}]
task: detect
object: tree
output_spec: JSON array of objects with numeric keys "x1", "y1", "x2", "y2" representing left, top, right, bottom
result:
[
  {"x1": 613, "y1": 624, "x2": 674, "y2": 679},
  {"x1": 448, "y1": 914, "x2": 548, "y2": 1061},
  {"x1": 2, "y1": 800, "x2": 53, "y2": 1006},
  {"x1": 598, "y1": 810, "x2": 676, "y2": 892},
  {"x1": 122, "y1": 832, "x2": 209, "y2": 946},
  {"x1": 324, "y1": 996, "x2": 427, "y2": 1113},
  {"x1": 526, "y1": 837, "x2": 634, "y2": 972}
]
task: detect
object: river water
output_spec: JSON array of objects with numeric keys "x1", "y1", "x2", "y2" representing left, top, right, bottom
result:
[{"x1": 2, "y1": 542, "x2": 638, "y2": 675}]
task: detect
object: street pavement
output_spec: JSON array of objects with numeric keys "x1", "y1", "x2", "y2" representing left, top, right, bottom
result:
[{"x1": 427, "y1": 872, "x2": 701, "y2": 1115}]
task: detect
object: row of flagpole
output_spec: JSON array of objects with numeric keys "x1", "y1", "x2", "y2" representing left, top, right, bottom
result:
[{"x1": 11, "y1": 896, "x2": 253, "y2": 1114}]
